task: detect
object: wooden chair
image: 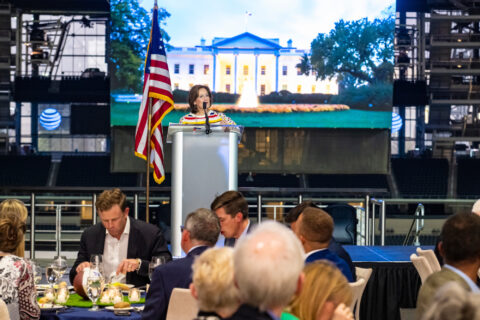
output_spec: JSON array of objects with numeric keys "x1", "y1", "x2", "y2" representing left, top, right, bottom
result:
[
  {"x1": 416, "y1": 247, "x2": 441, "y2": 272},
  {"x1": 0, "y1": 299, "x2": 10, "y2": 320},
  {"x1": 410, "y1": 253, "x2": 434, "y2": 283},
  {"x1": 351, "y1": 267, "x2": 373, "y2": 319},
  {"x1": 165, "y1": 288, "x2": 198, "y2": 320}
]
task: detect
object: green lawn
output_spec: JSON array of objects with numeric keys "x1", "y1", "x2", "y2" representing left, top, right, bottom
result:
[{"x1": 111, "y1": 102, "x2": 391, "y2": 129}]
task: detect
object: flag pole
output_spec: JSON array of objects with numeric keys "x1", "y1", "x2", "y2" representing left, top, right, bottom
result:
[{"x1": 145, "y1": 97, "x2": 152, "y2": 223}]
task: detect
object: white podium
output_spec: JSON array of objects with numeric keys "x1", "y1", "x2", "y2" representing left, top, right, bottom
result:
[{"x1": 166, "y1": 124, "x2": 244, "y2": 256}]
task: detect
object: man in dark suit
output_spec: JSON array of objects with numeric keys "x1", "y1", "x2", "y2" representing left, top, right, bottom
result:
[
  {"x1": 416, "y1": 213, "x2": 480, "y2": 320},
  {"x1": 69, "y1": 188, "x2": 171, "y2": 287},
  {"x1": 211, "y1": 191, "x2": 252, "y2": 247},
  {"x1": 285, "y1": 201, "x2": 356, "y2": 281},
  {"x1": 230, "y1": 221, "x2": 305, "y2": 320},
  {"x1": 142, "y1": 208, "x2": 221, "y2": 320},
  {"x1": 294, "y1": 207, "x2": 353, "y2": 282}
]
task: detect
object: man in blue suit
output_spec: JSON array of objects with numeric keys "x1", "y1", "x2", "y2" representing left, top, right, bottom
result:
[
  {"x1": 295, "y1": 207, "x2": 354, "y2": 282},
  {"x1": 141, "y1": 208, "x2": 221, "y2": 320},
  {"x1": 285, "y1": 201, "x2": 355, "y2": 281}
]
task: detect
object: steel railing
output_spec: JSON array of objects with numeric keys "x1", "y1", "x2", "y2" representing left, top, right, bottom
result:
[{"x1": 2, "y1": 190, "x2": 477, "y2": 259}]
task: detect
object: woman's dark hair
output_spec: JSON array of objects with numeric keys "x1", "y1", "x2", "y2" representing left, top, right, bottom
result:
[
  {"x1": 0, "y1": 211, "x2": 26, "y2": 253},
  {"x1": 188, "y1": 85, "x2": 212, "y2": 114}
]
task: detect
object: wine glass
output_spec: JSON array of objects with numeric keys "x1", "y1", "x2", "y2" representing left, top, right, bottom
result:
[
  {"x1": 90, "y1": 254, "x2": 103, "y2": 269},
  {"x1": 86, "y1": 270, "x2": 104, "y2": 311},
  {"x1": 45, "y1": 265, "x2": 57, "y2": 289},
  {"x1": 90, "y1": 254, "x2": 104, "y2": 278},
  {"x1": 149, "y1": 256, "x2": 166, "y2": 281},
  {"x1": 148, "y1": 262, "x2": 156, "y2": 281},
  {"x1": 151, "y1": 256, "x2": 167, "y2": 266},
  {"x1": 30, "y1": 261, "x2": 42, "y2": 286},
  {"x1": 52, "y1": 256, "x2": 68, "y2": 283}
]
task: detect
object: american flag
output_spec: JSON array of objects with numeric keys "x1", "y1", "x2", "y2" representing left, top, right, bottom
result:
[{"x1": 134, "y1": 3, "x2": 174, "y2": 184}]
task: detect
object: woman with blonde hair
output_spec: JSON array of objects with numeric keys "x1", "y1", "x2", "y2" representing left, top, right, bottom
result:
[
  {"x1": 190, "y1": 247, "x2": 240, "y2": 319},
  {"x1": 0, "y1": 199, "x2": 28, "y2": 258},
  {"x1": 0, "y1": 211, "x2": 40, "y2": 320},
  {"x1": 286, "y1": 261, "x2": 354, "y2": 320}
]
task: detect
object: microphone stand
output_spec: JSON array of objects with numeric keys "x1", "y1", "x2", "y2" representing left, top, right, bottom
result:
[{"x1": 203, "y1": 102, "x2": 211, "y2": 134}]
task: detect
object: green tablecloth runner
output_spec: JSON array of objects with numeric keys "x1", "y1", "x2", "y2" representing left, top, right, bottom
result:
[{"x1": 39, "y1": 293, "x2": 145, "y2": 308}]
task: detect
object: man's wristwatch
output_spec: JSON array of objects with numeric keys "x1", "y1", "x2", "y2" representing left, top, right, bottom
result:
[{"x1": 136, "y1": 258, "x2": 142, "y2": 272}]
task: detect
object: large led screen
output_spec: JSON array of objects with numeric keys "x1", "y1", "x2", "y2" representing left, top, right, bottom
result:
[{"x1": 110, "y1": 0, "x2": 395, "y2": 129}]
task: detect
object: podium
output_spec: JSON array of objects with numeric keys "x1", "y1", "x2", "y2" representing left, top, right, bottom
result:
[{"x1": 166, "y1": 124, "x2": 244, "y2": 256}]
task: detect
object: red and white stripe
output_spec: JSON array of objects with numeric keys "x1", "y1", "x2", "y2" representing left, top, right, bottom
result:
[{"x1": 135, "y1": 54, "x2": 173, "y2": 184}]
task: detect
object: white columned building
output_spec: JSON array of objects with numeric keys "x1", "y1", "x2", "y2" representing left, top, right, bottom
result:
[{"x1": 166, "y1": 32, "x2": 337, "y2": 95}]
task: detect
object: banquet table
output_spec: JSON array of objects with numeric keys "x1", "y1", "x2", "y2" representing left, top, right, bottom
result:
[
  {"x1": 40, "y1": 307, "x2": 142, "y2": 320},
  {"x1": 345, "y1": 245, "x2": 430, "y2": 320}
]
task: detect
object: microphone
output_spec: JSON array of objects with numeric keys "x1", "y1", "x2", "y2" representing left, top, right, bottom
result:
[{"x1": 203, "y1": 101, "x2": 211, "y2": 134}]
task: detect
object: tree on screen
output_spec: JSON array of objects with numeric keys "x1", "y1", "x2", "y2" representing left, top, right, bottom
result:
[
  {"x1": 296, "y1": 53, "x2": 311, "y2": 76},
  {"x1": 110, "y1": 0, "x2": 170, "y2": 93},
  {"x1": 308, "y1": 8, "x2": 394, "y2": 88}
]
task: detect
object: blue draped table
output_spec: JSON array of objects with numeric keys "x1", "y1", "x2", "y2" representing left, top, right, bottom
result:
[
  {"x1": 40, "y1": 307, "x2": 141, "y2": 320},
  {"x1": 345, "y1": 245, "x2": 434, "y2": 320}
]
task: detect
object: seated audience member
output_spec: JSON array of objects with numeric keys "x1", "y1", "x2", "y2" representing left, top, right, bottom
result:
[
  {"x1": 472, "y1": 199, "x2": 480, "y2": 215},
  {"x1": 435, "y1": 199, "x2": 480, "y2": 266},
  {"x1": 294, "y1": 207, "x2": 353, "y2": 282},
  {"x1": 0, "y1": 211, "x2": 40, "y2": 320},
  {"x1": 416, "y1": 213, "x2": 480, "y2": 320},
  {"x1": 230, "y1": 221, "x2": 305, "y2": 320},
  {"x1": 211, "y1": 191, "x2": 252, "y2": 247},
  {"x1": 285, "y1": 201, "x2": 355, "y2": 280},
  {"x1": 190, "y1": 247, "x2": 240, "y2": 319},
  {"x1": 142, "y1": 208, "x2": 221, "y2": 320},
  {"x1": 0, "y1": 199, "x2": 28, "y2": 258},
  {"x1": 70, "y1": 188, "x2": 171, "y2": 287},
  {"x1": 286, "y1": 261, "x2": 353, "y2": 320},
  {"x1": 421, "y1": 282, "x2": 480, "y2": 320}
]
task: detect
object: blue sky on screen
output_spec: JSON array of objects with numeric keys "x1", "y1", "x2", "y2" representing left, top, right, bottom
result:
[{"x1": 140, "y1": 0, "x2": 395, "y2": 49}]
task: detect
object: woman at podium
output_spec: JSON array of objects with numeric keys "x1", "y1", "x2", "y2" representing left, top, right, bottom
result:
[{"x1": 180, "y1": 85, "x2": 236, "y2": 125}]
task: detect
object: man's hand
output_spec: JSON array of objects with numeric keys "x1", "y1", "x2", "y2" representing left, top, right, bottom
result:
[
  {"x1": 76, "y1": 261, "x2": 91, "y2": 273},
  {"x1": 116, "y1": 259, "x2": 140, "y2": 275}
]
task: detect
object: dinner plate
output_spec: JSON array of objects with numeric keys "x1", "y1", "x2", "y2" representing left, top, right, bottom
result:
[
  {"x1": 108, "y1": 283, "x2": 134, "y2": 290},
  {"x1": 105, "y1": 306, "x2": 133, "y2": 311},
  {"x1": 38, "y1": 304, "x2": 64, "y2": 311},
  {"x1": 36, "y1": 284, "x2": 74, "y2": 290}
]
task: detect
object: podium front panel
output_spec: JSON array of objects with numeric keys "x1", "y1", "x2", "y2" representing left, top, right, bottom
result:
[{"x1": 170, "y1": 130, "x2": 239, "y2": 256}]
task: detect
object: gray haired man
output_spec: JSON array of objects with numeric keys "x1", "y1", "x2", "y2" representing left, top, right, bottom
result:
[{"x1": 230, "y1": 221, "x2": 305, "y2": 319}]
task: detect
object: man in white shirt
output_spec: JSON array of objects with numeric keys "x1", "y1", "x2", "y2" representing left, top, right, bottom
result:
[
  {"x1": 211, "y1": 191, "x2": 252, "y2": 247},
  {"x1": 416, "y1": 213, "x2": 480, "y2": 320},
  {"x1": 69, "y1": 188, "x2": 171, "y2": 287}
]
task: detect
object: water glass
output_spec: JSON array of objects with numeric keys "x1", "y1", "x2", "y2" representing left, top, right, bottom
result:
[
  {"x1": 45, "y1": 265, "x2": 57, "y2": 288},
  {"x1": 52, "y1": 256, "x2": 68, "y2": 282},
  {"x1": 86, "y1": 272, "x2": 104, "y2": 311}
]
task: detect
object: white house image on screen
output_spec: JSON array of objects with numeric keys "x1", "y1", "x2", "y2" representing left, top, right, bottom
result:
[{"x1": 166, "y1": 32, "x2": 337, "y2": 95}]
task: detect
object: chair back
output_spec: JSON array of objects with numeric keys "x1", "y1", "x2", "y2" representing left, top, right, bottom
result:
[
  {"x1": 0, "y1": 299, "x2": 10, "y2": 320},
  {"x1": 165, "y1": 288, "x2": 198, "y2": 320},
  {"x1": 410, "y1": 253, "x2": 434, "y2": 283},
  {"x1": 325, "y1": 203, "x2": 357, "y2": 245},
  {"x1": 349, "y1": 278, "x2": 366, "y2": 319},
  {"x1": 352, "y1": 267, "x2": 373, "y2": 319},
  {"x1": 416, "y1": 247, "x2": 441, "y2": 272}
]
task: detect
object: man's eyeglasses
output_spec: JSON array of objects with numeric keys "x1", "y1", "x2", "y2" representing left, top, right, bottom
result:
[{"x1": 180, "y1": 225, "x2": 187, "y2": 232}]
